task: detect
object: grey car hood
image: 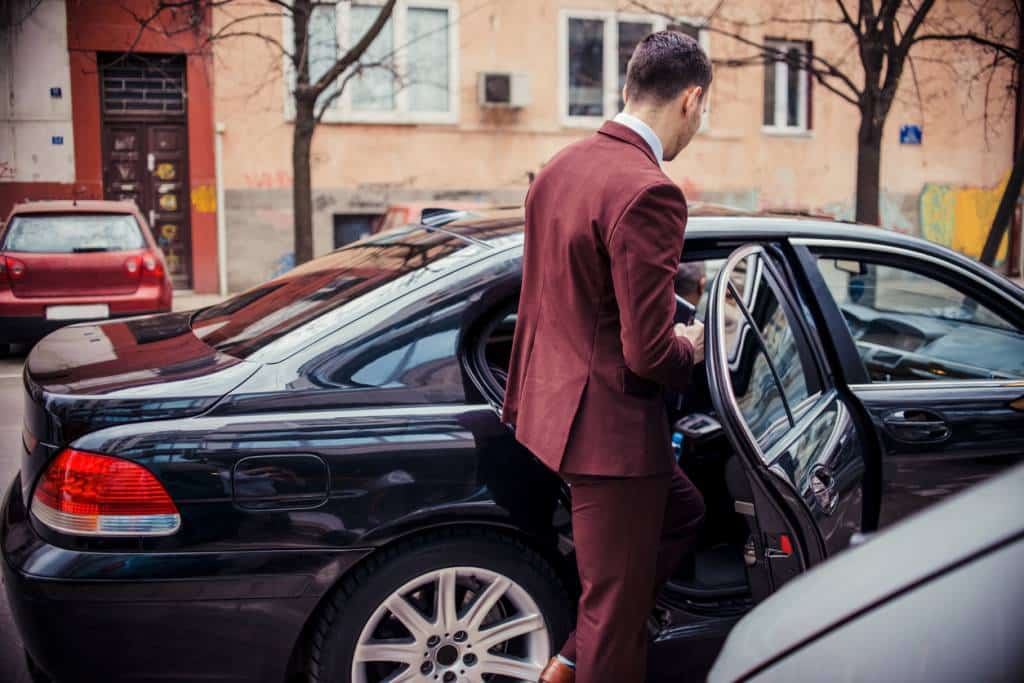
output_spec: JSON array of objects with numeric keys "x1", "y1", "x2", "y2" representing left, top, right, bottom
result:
[{"x1": 709, "y1": 463, "x2": 1024, "y2": 682}]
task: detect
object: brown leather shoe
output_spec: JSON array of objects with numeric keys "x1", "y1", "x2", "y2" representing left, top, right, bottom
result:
[{"x1": 539, "y1": 656, "x2": 575, "y2": 683}]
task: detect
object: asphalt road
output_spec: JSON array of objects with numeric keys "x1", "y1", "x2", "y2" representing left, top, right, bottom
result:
[{"x1": 0, "y1": 350, "x2": 32, "y2": 683}]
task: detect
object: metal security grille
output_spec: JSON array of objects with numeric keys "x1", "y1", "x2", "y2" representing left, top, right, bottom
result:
[{"x1": 99, "y1": 53, "x2": 186, "y2": 116}]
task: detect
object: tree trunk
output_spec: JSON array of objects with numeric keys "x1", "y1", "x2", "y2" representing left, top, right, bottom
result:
[
  {"x1": 980, "y1": 143, "x2": 1024, "y2": 267},
  {"x1": 292, "y1": 98, "x2": 316, "y2": 265},
  {"x1": 855, "y1": 113, "x2": 883, "y2": 226}
]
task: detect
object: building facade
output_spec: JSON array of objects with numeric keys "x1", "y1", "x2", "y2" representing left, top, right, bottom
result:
[
  {"x1": 1, "y1": 0, "x2": 218, "y2": 292},
  {"x1": 2, "y1": 1, "x2": 1020, "y2": 293}
]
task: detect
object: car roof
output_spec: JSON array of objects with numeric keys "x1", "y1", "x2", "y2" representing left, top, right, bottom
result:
[
  {"x1": 441, "y1": 205, "x2": 1020, "y2": 296},
  {"x1": 9, "y1": 199, "x2": 140, "y2": 216},
  {"x1": 709, "y1": 463, "x2": 1024, "y2": 682}
]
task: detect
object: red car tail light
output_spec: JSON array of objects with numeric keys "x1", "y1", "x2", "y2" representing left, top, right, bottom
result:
[
  {"x1": 2, "y1": 255, "x2": 27, "y2": 280},
  {"x1": 31, "y1": 448, "x2": 181, "y2": 536},
  {"x1": 141, "y1": 251, "x2": 165, "y2": 278}
]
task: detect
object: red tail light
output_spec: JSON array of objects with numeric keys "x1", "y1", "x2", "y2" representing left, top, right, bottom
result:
[
  {"x1": 31, "y1": 448, "x2": 180, "y2": 536},
  {"x1": 124, "y1": 256, "x2": 140, "y2": 274},
  {"x1": 2, "y1": 255, "x2": 26, "y2": 280},
  {"x1": 142, "y1": 251, "x2": 165, "y2": 278}
]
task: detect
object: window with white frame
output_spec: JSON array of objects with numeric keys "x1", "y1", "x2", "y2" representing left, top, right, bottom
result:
[
  {"x1": 560, "y1": 11, "x2": 709, "y2": 128},
  {"x1": 763, "y1": 39, "x2": 811, "y2": 133},
  {"x1": 286, "y1": 1, "x2": 458, "y2": 124}
]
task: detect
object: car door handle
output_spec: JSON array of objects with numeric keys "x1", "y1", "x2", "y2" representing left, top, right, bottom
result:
[
  {"x1": 809, "y1": 466, "x2": 838, "y2": 515},
  {"x1": 883, "y1": 409, "x2": 951, "y2": 442}
]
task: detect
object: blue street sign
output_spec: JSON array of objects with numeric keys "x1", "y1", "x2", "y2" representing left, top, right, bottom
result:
[
  {"x1": 50, "y1": 86, "x2": 62, "y2": 98},
  {"x1": 900, "y1": 125, "x2": 922, "y2": 145},
  {"x1": 51, "y1": 136, "x2": 64, "y2": 145}
]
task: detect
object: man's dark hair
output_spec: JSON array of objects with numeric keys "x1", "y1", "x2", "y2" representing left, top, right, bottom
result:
[
  {"x1": 625, "y1": 30, "x2": 712, "y2": 104},
  {"x1": 675, "y1": 261, "x2": 706, "y2": 296}
]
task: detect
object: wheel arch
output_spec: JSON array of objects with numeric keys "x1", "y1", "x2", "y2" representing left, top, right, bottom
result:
[{"x1": 283, "y1": 521, "x2": 577, "y2": 681}]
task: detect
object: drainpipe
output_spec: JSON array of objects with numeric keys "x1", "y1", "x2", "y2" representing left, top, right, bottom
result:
[{"x1": 214, "y1": 122, "x2": 228, "y2": 297}]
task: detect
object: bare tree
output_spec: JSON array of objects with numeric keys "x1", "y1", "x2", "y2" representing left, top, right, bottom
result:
[
  {"x1": 123, "y1": 0, "x2": 398, "y2": 265},
  {"x1": 633, "y1": 0, "x2": 1020, "y2": 238}
]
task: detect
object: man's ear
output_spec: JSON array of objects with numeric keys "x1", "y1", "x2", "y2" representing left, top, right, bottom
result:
[{"x1": 683, "y1": 85, "x2": 703, "y2": 115}]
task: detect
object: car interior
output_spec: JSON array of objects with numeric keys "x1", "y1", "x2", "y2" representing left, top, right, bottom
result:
[
  {"x1": 816, "y1": 257, "x2": 1024, "y2": 382},
  {"x1": 474, "y1": 257, "x2": 760, "y2": 613}
]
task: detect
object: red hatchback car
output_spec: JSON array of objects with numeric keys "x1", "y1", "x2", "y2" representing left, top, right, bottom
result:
[{"x1": 0, "y1": 200, "x2": 172, "y2": 348}]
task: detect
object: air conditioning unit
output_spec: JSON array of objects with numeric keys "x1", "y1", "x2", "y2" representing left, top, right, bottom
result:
[{"x1": 478, "y1": 72, "x2": 530, "y2": 108}]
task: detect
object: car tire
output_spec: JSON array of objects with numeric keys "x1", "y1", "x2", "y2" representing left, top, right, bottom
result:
[{"x1": 307, "y1": 528, "x2": 573, "y2": 683}]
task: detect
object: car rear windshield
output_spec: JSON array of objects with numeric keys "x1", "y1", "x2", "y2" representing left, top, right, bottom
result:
[
  {"x1": 2, "y1": 213, "x2": 146, "y2": 253},
  {"x1": 191, "y1": 227, "x2": 481, "y2": 359}
]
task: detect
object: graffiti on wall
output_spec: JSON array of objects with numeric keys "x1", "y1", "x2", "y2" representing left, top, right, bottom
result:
[
  {"x1": 920, "y1": 173, "x2": 1009, "y2": 262},
  {"x1": 244, "y1": 170, "x2": 293, "y2": 188}
]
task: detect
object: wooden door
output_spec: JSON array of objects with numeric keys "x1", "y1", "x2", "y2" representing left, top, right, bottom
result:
[
  {"x1": 100, "y1": 53, "x2": 192, "y2": 288},
  {"x1": 101, "y1": 123, "x2": 192, "y2": 288},
  {"x1": 146, "y1": 125, "x2": 191, "y2": 288}
]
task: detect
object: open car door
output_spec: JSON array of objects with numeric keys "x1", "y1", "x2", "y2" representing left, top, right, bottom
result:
[{"x1": 705, "y1": 244, "x2": 869, "y2": 598}]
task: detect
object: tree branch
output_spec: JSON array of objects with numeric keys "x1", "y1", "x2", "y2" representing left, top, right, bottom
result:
[
  {"x1": 311, "y1": 0, "x2": 398, "y2": 97},
  {"x1": 912, "y1": 32, "x2": 1019, "y2": 61}
]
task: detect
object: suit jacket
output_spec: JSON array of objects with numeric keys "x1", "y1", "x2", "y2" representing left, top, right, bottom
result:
[{"x1": 502, "y1": 120, "x2": 695, "y2": 477}]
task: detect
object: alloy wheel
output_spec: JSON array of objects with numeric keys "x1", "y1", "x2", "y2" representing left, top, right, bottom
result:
[{"x1": 351, "y1": 566, "x2": 550, "y2": 683}]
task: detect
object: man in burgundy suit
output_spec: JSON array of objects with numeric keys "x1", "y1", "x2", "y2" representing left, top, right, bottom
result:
[{"x1": 502, "y1": 31, "x2": 712, "y2": 683}]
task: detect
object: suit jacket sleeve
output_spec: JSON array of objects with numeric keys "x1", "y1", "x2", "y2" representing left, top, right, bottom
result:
[{"x1": 608, "y1": 182, "x2": 695, "y2": 390}]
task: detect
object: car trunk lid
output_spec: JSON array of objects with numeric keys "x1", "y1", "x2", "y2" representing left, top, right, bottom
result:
[
  {"x1": 20, "y1": 312, "x2": 259, "y2": 500},
  {"x1": 6, "y1": 249, "x2": 144, "y2": 297}
]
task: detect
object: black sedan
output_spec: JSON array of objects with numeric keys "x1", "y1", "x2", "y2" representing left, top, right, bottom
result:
[{"x1": 3, "y1": 206, "x2": 1023, "y2": 683}]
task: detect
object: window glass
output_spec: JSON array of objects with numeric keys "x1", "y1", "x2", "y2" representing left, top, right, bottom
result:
[
  {"x1": 785, "y1": 48, "x2": 801, "y2": 126},
  {"x1": 817, "y1": 257, "x2": 1024, "y2": 381},
  {"x1": 350, "y1": 4, "x2": 396, "y2": 111},
  {"x1": 309, "y1": 3, "x2": 339, "y2": 109},
  {"x1": 191, "y1": 228, "x2": 474, "y2": 359},
  {"x1": 568, "y1": 18, "x2": 604, "y2": 117},
  {"x1": 723, "y1": 255, "x2": 812, "y2": 444},
  {"x1": 408, "y1": 7, "x2": 449, "y2": 112},
  {"x1": 4, "y1": 214, "x2": 145, "y2": 253},
  {"x1": 617, "y1": 21, "x2": 652, "y2": 111},
  {"x1": 763, "y1": 40, "x2": 809, "y2": 130},
  {"x1": 762, "y1": 51, "x2": 775, "y2": 125}
]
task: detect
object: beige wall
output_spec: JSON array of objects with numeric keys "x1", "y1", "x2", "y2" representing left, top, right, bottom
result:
[{"x1": 212, "y1": 0, "x2": 1017, "y2": 290}]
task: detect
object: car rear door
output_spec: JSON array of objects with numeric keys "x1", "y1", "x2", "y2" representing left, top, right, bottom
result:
[
  {"x1": 791, "y1": 239, "x2": 1024, "y2": 527},
  {"x1": 705, "y1": 244, "x2": 870, "y2": 595}
]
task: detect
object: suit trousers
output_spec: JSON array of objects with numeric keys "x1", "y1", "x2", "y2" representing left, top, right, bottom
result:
[{"x1": 558, "y1": 462, "x2": 705, "y2": 683}]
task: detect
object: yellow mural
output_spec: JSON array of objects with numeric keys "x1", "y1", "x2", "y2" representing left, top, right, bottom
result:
[
  {"x1": 920, "y1": 172, "x2": 1010, "y2": 262},
  {"x1": 190, "y1": 185, "x2": 217, "y2": 213}
]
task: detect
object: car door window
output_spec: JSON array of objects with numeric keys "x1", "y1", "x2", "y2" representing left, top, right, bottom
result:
[
  {"x1": 722, "y1": 253, "x2": 814, "y2": 449},
  {"x1": 816, "y1": 257, "x2": 1024, "y2": 381}
]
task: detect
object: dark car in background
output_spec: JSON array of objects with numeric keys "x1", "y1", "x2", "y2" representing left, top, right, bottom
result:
[
  {"x1": 709, "y1": 463, "x2": 1024, "y2": 683},
  {"x1": 2, "y1": 207, "x2": 1023, "y2": 682},
  {"x1": 0, "y1": 200, "x2": 172, "y2": 351}
]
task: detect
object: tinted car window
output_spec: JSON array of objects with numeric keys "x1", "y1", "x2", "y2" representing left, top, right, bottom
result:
[
  {"x1": 191, "y1": 228, "x2": 476, "y2": 359},
  {"x1": 724, "y1": 255, "x2": 812, "y2": 445},
  {"x1": 302, "y1": 297, "x2": 466, "y2": 403},
  {"x1": 3, "y1": 214, "x2": 145, "y2": 252},
  {"x1": 817, "y1": 257, "x2": 1024, "y2": 381}
]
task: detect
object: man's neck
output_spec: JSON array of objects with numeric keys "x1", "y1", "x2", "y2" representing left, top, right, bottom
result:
[
  {"x1": 615, "y1": 110, "x2": 665, "y2": 163},
  {"x1": 622, "y1": 106, "x2": 671, "y2": 158}
]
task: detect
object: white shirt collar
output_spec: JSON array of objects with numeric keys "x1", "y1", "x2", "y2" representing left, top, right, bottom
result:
[{"x1": 612, "y1": 111, "x2": 664, "y2": 164}]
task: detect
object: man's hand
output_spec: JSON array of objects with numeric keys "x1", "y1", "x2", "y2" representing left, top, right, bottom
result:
[{"x1": 674, "y1": 320, "x2": 705, "y2": 365}]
